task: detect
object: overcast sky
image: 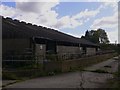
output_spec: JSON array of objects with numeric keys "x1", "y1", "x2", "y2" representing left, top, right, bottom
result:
[{"x1": 0, "y1": 0, "x2": 119, "y2": 43}]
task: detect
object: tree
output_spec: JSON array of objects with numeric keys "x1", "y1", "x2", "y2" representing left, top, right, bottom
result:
[
  {"x1": 97, "y1": 28, "x2": 109, "y2": 44},
  {"x1": 81, "y1": 35, "x2": 85, "y2": 39},
  {"x1": 85, "y1": 30, "x2": 89, "y2": 37},
  {"x1": 82, "y1": 28, "x2": 109, "y2": 44}
]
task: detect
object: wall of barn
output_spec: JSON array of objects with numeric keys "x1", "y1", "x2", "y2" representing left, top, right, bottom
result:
[
  {"x1": 56, "y1": 45, "x2": 82, "y2": 54},
  {"x1": 2, "y1": 39, "x2": 31, "y2": 56},
  {"x1": 35, "y1": 44, "x2": 46, "y2": 56},
  {"x1": 86, "y1": 47, "x2": 96, "y2": 55},
  {"x1": 57, "y1": 45, "x2": 97, "y2": 55}
]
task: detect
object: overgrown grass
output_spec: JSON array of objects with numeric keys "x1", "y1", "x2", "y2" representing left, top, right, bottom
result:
[
  {"x1": 106, "y1": 71, "x2": 120, "y2": 89},
  {"x1": 59, "y1": 53, "x2": 117, "y2": 72},
  {"x1": 3, "y1": 53, "x2": 118, "y2": 80},
  {"x1": 105, "y1": 56, "x2": 120, "y2": 89},
  {"x1": 3, "y1": 70, "x2": 48, "y2": 80},
  {"x1": 2, "y1": 69, "x2": 62, "y2": 80},
  {"x1": 109, "y1": 69, "x2": 120, "y2": 88}
]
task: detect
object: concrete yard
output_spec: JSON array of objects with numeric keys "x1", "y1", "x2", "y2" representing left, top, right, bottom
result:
[{"x1": 3, "y1": 56, "x2": 119, "y2": 89}]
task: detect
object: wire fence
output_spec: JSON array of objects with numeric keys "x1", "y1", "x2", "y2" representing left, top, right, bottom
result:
[{"x1": 2, "y1": 50, "x2": 115, "y2": 69}]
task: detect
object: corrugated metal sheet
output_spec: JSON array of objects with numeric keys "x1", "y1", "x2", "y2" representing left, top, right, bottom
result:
[{"x1": 2, "y1": 17, "x2": 98, "y2": 47}]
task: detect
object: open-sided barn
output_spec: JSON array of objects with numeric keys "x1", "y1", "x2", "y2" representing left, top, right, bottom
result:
[{"x1": 2, "y1": 16, "x2": 99, "y2": 60}]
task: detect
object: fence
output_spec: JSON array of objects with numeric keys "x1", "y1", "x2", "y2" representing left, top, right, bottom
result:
[
  {"x1": 2, "y1": 50, "x2": 115, "y2": 69},
  {"x1": 2, "y1": 51, "x2": 117, "y2": 80}
]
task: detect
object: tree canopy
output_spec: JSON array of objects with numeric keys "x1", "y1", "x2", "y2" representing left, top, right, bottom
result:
[{"x1": 81, "y1": 28, "x2": 109, "y2": 44}]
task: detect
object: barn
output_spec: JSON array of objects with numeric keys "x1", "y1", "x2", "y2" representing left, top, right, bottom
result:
[{"x1": 2, "y1": 16, "x2": 99, "y2": 60}]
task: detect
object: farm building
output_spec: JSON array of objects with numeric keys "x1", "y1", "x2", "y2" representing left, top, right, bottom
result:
[{"x1": 2, "y1": 16, "x2": 99, "y2": 60}]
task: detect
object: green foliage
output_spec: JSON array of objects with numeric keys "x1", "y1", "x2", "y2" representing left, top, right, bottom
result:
[
  {"x1": 115, "y1": 44, "x2": 120, "y2": 54},
  {"x1": 82, "y1": 28, "x2": 109, "y2": 44},
  {"x1": 97, "y1": 28, "x2": 109, "y2": 44},
  {"x1": 99, "y1": 43, "x2": 120, "y2": 54}
]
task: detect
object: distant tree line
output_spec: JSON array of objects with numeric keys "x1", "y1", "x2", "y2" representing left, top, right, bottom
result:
[{"x1": 81, "y1": 28, "x2": 120, "y2": 54}]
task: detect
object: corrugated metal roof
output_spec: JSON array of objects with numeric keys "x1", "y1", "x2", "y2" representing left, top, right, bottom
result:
[{"x1": 2, "y1": 16, "x2": 98, "y2": 47}]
